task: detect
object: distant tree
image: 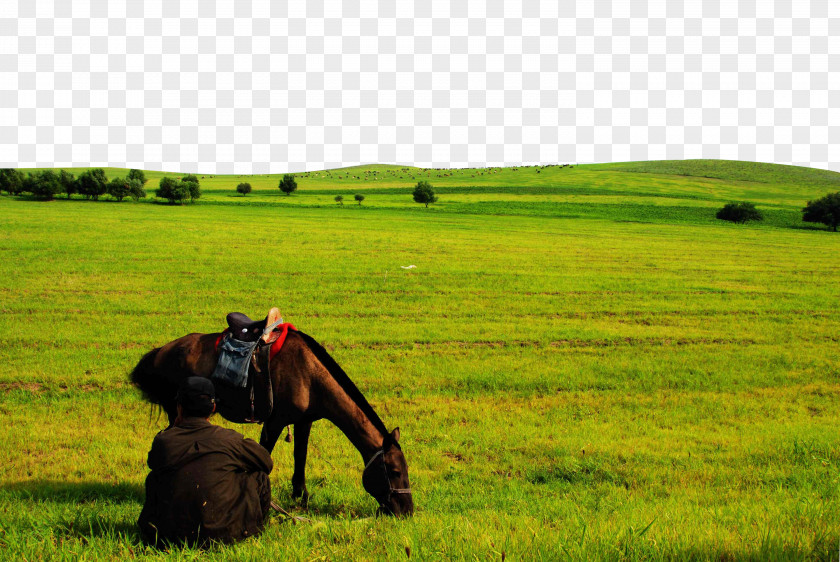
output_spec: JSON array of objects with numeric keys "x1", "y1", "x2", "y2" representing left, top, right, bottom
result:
[
  {"x1": 30, "y1": 170, "x2": 62, "y2": 200},
  {"x1": 128, "y1": 178, "x2": 146, "y2": 201},
  {"x1": 59, "y1": 170, "x2": 77, "y2": 199},
  {"x1": 716, "y1": 202, "x2": 763, "y2": 224},
  {"x1": 354, "y1": 193, "x2": 365, "y2": 205},
  {"x1": 335, "y1": 195, "x2": 344, "y2": 205},
  {"x1": 279, "y1": 174, "x2": 297, "y2": 196},
  {"x1": 156, "y1": 176, "x2": 176, "y2": 203},
  {"x1": 107, "y1": 177, "x2": 131, "y2": 201},
  {"x1": 178, "y1": 175, "x2": 201, "y2": 203},
  {"x1": 20, "y1": 173, "x2": 37, "y2": 195},
  {"x1": 127, "y1": 169, "x2": 147, "y2": 185},
  {"x1": 0, "y1": 168, "x2": 24, "y2": 195},
  {"x1": 802, "y1": 192, "x2": 840, "y2": 232},
  {"x1": 186, "y1": 180, "x2": 201, "y2": 202},
  {"x1": 156, "y1": 176, "x2": 190, "y2": 204},
  {"x1": 77, "y1": 168, "x2": 108, "y2": 200},
  {"x1": 236, "y1": 182, "x2": 252, "y2": 196},
  {"x1": 412, "y1": 181, "x2": 438, "y2": 208}
]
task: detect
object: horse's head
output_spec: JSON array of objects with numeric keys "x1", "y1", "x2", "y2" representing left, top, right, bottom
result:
[{"x1": 362, "y1": 428, "x2": 414, "y2": 517}]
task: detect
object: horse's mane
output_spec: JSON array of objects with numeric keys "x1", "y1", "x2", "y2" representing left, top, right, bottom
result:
[{"x1": 295, "y1": 330, "x2": 390, "y2": 438}]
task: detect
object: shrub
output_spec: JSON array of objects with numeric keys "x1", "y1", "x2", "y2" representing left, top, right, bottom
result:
[
  {"x1": 354, "y1": 194, "x2": 365, "y2": 205},
  {"x1": 30, "y1": 170, "x2": 62, "y2": 200},
  {"x1": 236, "y1": 182, "x2": 252, "y2": 196},
  {"x1": 413, "y1": 181, "x2": 438, "y2": 208},
  {"x1": 0, "y1": 168, "x2": 24, "y2": 195},
  {"x1": 279, "y1": 174, "x2": 297, "y2": 196},
  {"x1": 802, "y1": 192, "x2": 840, "y2": 232},
  {"x1": 716, "y1": 202, "x2": 763, "y2": 224},
  {"x1": 335, "y1": 195, "x2": 344, "y2": 205},
  {"x1": 59, "y1": 170, "x2": 77, "y2": 199},
  {"x1": 77, "y1": 168, "x2": 108, "y2": 200}
]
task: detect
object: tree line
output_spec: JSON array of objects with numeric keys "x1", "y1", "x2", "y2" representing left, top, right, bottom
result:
[
  {"x1": 0, "y1": 168, "x2": 444, "y2": 209},
  {"x1": 9, "y1": 166, "x2": 834, "y2": 228},
  {"x1": 0, "y1": 168, "x2": 147, "y2": 201},
  {"x1": 0, "y1": 168, "x2": 202, "y2": 204}
]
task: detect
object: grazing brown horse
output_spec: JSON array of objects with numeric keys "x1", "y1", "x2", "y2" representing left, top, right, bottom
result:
[{"x1": 130, "y1": 328, "x2": 414, "y2": 517}]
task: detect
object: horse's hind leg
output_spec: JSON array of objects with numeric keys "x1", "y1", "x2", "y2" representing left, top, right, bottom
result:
[{"x1": 291, "y1": 421, "x2": 312, "y2": 505}]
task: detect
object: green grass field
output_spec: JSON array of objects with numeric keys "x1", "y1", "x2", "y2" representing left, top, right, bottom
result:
[{"x1": 1, "y1": 160, "x2": 839, "y2": 560}]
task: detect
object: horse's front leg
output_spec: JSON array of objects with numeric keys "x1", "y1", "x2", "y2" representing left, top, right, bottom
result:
[
  {"x1": 291, "y1": 421, "x2": 312, "y2": 505},
  {"x1": 259, "y1": 415, "x2": 287, "y2": 454}
]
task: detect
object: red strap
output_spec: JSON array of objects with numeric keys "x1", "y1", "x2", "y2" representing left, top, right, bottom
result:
[
  {"x1": 215, "y1": 329, "x2": 228, "y2": 350},
  {"x1": 269, "y1": 323, "x2": 296, "y2": 360}
]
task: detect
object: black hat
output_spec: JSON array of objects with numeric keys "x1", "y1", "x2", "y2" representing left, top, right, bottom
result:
[{"x1": 177, "y1": 377, "x2": 216, "y2": 417}]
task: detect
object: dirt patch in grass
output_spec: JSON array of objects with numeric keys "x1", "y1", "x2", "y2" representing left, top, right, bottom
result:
[
  {"x1": 0, "y1": 382, "x2": 47, "y2": 393},
  {"x1": 0, "y1": 381, "x2": 130, "y2": 394}
]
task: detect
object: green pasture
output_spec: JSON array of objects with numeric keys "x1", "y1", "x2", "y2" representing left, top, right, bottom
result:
[{"x1": 1, "y1": 160, "x2": 839, "y2": 560}]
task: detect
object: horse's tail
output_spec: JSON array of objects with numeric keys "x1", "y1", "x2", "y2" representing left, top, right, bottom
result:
[{"x1": 130, "y1": 347, "x2": 167, "y2": 407}]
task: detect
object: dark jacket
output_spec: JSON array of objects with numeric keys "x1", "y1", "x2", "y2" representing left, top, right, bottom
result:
[{"x1": 138, "y1": 417, "x2": 273, "y2": 547}]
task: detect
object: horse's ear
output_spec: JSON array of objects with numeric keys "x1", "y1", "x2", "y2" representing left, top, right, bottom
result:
[{"x1": 390, "y1": 427, "x2": 400, "y2": 443}]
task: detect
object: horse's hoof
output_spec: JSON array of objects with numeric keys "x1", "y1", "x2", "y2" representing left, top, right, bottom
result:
[{"x1": 292, "y1": 488, "x2": 309, "y2": 507}]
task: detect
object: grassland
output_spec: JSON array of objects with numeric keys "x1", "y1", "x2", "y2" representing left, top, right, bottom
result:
[{"x1": 1, "y1": 160, "x2": 839, "y2": 560}]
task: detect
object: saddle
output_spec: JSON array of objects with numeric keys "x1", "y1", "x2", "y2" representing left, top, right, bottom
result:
[
  {"x1": 212, "y1": 307, "x2": 295, "y2": 424},
  {"x1": 226, "y1": 307, "x2": 283, "y2": 343}
]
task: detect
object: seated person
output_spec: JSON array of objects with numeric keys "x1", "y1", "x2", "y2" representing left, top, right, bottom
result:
[{"x1": 138, "y1": 377, "x2": 273, "y2": 547}]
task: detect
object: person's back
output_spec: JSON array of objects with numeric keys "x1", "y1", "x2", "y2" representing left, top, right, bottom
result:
[{"x1": 138, "y1": 378, "x2": 273, "y2": 547}]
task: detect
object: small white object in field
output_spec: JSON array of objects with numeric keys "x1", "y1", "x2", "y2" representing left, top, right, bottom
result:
[{"x1": 400, "y1": 265, "x2": 417, "y2": 269}]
